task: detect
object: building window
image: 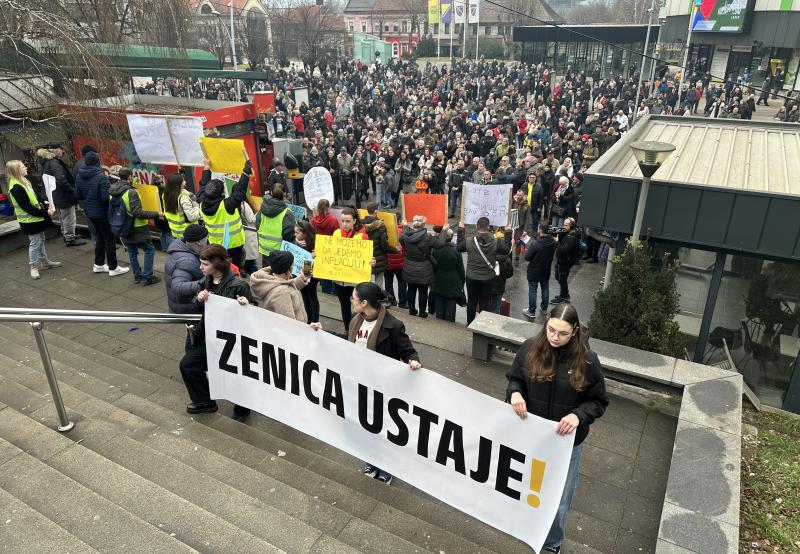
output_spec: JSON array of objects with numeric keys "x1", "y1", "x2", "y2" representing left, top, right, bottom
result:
[
  {"x1": 471, "y1": 23, "x2": 477, "y2": 36},
  {"x1": 392, "y1": 43, "x2": 399, "y2": 57},
  {"x1": 433, "y1": 23, "x2": 439, "y2": 34},
  {"x1": 444, "y1": 23, "x2": 449, "y2": 34},
  {"x1": 393, "y1": 23, "x2": 398, "y2": 32},
  {"x1": 349, "y1": 21, "x2": 354, "y2": 32},
  {"x1": 361, "y1": 21, "x2": 366, "y2": 32},
  {"x1": 374, "y1": 23, "x2": 380, "y2": 33},
  {"x1": 402, "y1": 20, "x2": 408, "y2": 33},
  {"x1": 484, "y1": 25, "x2": 491, "y2": 35}
]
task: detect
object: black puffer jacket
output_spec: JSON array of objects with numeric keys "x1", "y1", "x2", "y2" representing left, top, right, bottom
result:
[
  {"x1": 400, "y1": 226, "x2": 446, "y2": 285},
  {"x1": 164, "y1": 239, "x2": 203, "y2": 314},
  {"x1": 525, "y1": 234, "x2": 557, "y2": 281},
  {"x1": 37, "y1": 149, "x2": 76, "y2": 209},
  {"x1": 363, "y1": 216, "x2": 398, "y2": 274},
  {"x1": 505, "y1": 340, "x2": 608, "y2": 446},
  {"x1": 194, "y1": 269, "x2": 254, "y2": 344},
  {"x1": 74, "y1": 152, "x2": 110, "y2": 219}
]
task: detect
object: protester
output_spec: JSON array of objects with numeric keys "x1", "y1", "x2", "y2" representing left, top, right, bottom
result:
[
  {"x1": 552, "y1": 217, "x2": 581, "y2": 305},
  {"x1": 250, "y1": 250, "x2": 312, "y2": 322},
  {"x1": 255, "y1": 184, "x2": 296, "y2": 266},
  {"x1": 506, "y1": 303, "x2": 608, "y2": 554},
  {"x1": 457, "y1": 217, "x2": 512, "y2": 324},
  {"x1": 199, "y1": 159, "x2": 252, "y2": 270},
  {"x1": 37, "y1": 143, "x2": 85, "y2": 247},
  {"x1": 179, "y1": 244, "x2": 254, "y2": 419},
  {"x1": 430, "y1": 226, "x2": 465, "y2": 322},
  {"x1": 348, "y1": 281, "x2": 421, "y2": 485},
  {"x1": 332, "y1": 207, "x2": 374, "y2": 331},
  {"x1": 400, "y1": 216, "x2": 448, "y2": 318},
  {"x1": 511, "y1": 189, "x2": 531, "y2": 266},
  {"x1": 5, "y1": 160, "x2": 62, "y2": 279},
  {"x1": 523, "y1": 222, "x2": 557, "y2": 319},
  {"x1": 293, "y1": 220, "x2": 320, "y2": 323},
  {"x1": 164, "y1": 224, "x2": 207, "y2": 316},
  {"x1": 162, "y1": 172, "x2": 201, "y2": 241},
  {"x1": 109, "y1": 168, "x2": 163, "y2": 285},
  {"x1": 73, "y1": 151, "x2": 129, "y2": 277},
  {"x1": 362, "y1": 202, "x2": 399, "y2": 289},
  {"x1": 267, "y1": 159, "x2": 287, "y2": 193},
  {"x1": 384, "y1": 225, "x2": 407, "y2": 308}
]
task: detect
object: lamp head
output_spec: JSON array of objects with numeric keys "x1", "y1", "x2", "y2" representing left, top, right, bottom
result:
[{"x1": 630, "y1": 141, "x2": 675, "y2": 178}]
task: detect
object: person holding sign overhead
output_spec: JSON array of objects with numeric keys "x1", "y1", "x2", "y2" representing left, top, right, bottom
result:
[
  {"x1": 348, "y1": 281, "x2": 422, "y2": 485},
  {"x1": 199, "y1": 158, "x2": 251, "y2": 270},
  {"x1": 506, "y1": 303, "x2": 608, "y2": 554}
]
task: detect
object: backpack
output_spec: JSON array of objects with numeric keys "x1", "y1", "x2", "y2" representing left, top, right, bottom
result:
[
  {"x1": 108, "y1": 191, "x2": 133, "y2": 238},
  {"x1": 498, "y1": 251, "x2": 514, "y2": 280}
]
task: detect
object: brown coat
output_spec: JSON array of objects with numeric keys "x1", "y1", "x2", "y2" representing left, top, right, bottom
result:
[{"x1": 249, "y1": 269, "x2": 308, "y2": 322}]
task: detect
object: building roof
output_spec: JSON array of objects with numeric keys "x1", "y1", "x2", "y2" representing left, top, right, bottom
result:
[
  {"x1": 344, "y1": 0, "x2": 376, "y2": 12},
  {"x1": 0, "y1": 74, "x2": 59, "y2": 113},
  {"x1": 588, "y1": 116, "x2": 800, "y2": 197}
]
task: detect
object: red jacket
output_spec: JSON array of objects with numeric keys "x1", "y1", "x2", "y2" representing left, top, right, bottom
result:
[
  {"x1": 386, "y1": 225, "x2": 405, "y2": 270},
  {"x1": 294, "y1": 115, "x2": 305, "y2": 135},
  {"x1": 311, "y1": 214, "x2": 339, "y2": 236}
]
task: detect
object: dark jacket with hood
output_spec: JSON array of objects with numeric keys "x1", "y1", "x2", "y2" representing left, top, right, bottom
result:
[
  {"x1": 164, "y1": 239, "x2": 204, "y2": 314},
  {"x1": 456, "y1": 228, "x2": 512, "y2": 281},
  {"x1": 198, "y1": 168, "x2": 250, "y2": 219},
  {"x1": 108, "y1": 180, "x2": 160, "y2": 243},
  {"x1": 505, "y1": 340, "x2": 608, "y2": 446},
  {"x1": 194, "y1": 269, "x2": 254, "y2": 344},
  {"x1": 347, "y1": 306, "x2": 420, "y2": 363},
  {"x1": 363, "y1": 215, "x2": 399, "y2": 274},
  {"x1": 74, "y1": 151, "x2": 110, "y2": 219},
  {"x1": 556, "y1": 228, "x2": 581, "y2": 266},
  {"x1": 399, "y1": 226, "x2": 446, "y2": 285},
  {"x1": 37, "y1": 149, "x2": 76, "y2": 209},
  {"x1": 431, "y1": 241, "x2": 465, "y2": 298},
  {"x1": 525, "y1": 233, "x2": 557, "y2": 281},
  {"x1": 254, "y1": 194, "x2": 296, "y2": 243}
]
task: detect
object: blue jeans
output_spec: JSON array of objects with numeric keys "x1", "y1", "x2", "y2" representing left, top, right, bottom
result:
[
  {"x1": 28, "y1": 231, "x2": 48, "y2": 265},
  {"x1": 544, "y1": 442, "x2": 583, "y2": 550},
  {"x1": 491, "y1": 294, "x2": 502, "y2": 313},
  {"x1": 531, "y1": 208, "x2": 541, "y2": 233},
  {"x1": 126, "y1": 240, "x2": 155, "y2": 280},
  {"x1": 448, "y1": 189, "x2": 461, "y2": 216},
  {"x1": 527, "y1": 278, "x2": 549, "y2": 314},
  {"x1": 160, "y1": 230, "x2": 174, "y2": 251}
]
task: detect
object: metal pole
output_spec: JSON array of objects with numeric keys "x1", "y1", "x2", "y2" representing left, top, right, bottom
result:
[
  {"x1": 630, "y1": 175, "x2": 651, "y2": 249},
  {"x1": 30, "y1": 322, "x2": 73, "y2": 432},
  {"x1": 676, "y1": 3, "x2": 697, "y2": 110},
  {"x1": 449, "y1": 6, "x2": 454, "y2": 60},
  {"x1": 603, "y1": 246, "x2": 616, "y2": 290},
  {"x1": 230, "y1": 4, "x2": 241, "y2": 100},
  {"x1": 475, "y1": 17, "x2": 479, "y2": 61},
  {"x1": 631, "y1": 0, "x2": 656, "y2": 126}
]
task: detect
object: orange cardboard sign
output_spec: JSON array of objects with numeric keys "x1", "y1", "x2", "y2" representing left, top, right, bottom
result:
[{"x1": 400, "y1": 193, "x2": 448, "y2": 226}]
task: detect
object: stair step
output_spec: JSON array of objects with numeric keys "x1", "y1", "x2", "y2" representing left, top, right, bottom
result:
[
  {"x1": 0, "y1": 413, "x2": 194, "y2": 553},
  {"x1": 0, "y1": 486, "x2": 97, "y2": 553}
]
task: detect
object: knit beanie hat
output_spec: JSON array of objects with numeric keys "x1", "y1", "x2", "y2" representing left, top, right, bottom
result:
[
  {"x1": 267, "y1": 250, "x2": 293, "y2": 275},
  {"x1": 205, "y1": 179, "x2": 224, "y2": 199},
  {"x1": 183, "y1": 224, "x2": 208, "y2": 243}
]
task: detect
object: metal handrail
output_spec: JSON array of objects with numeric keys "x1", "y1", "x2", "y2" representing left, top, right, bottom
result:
[{"x1": 0, "y1": 307, "x2": 200, "y2": 433}]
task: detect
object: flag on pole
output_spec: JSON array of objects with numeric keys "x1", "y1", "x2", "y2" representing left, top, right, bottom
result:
[
  {"x1": 468, "y1": 0, "x2": 480, "y2": 23},
  {"x1": 439, "y1": 0, "x2": 453, "y2": 24},
  {"x1": 428, "y1": 0, "x2": 440, "y2": 24},
  {"x1": 454, "y1": 0, "x2": 466, "y2": 23}
]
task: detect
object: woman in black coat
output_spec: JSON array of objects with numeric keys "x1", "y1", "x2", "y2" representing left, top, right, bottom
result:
[
  {"x1": 399, "y1": 216, "x2": 447, "y2": 318},
  {"x1": 506, "y1": 303, "x2": 608, "y2": 554},
  {"x1": 348, "y1": 282, "x2": 421, "y2": 484},
  {"x1": 179, "y1": 244, "x2": 255, "y2": 422}
]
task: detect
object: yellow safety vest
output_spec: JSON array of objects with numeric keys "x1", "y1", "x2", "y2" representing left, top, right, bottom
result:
[
  {"x1": 257, "y1": 207, "x2": 288, "y2": 256},
  {"x1": 163, "y1": 190, "x2": 195, "y2": 239},
  {"x1": 205, "y1": 201, "x2": 245, "y2": 249},
  {"x1": 121, "y1": 189, "x2": 149, "y2": 228},
  {"x1": 8, "y1": 179, "x2": 45, "y2": 224}
]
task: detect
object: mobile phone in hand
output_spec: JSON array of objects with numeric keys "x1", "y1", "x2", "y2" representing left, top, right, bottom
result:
[{"x1": 303, "y1": 260, "x2": 313, "y2": 276}]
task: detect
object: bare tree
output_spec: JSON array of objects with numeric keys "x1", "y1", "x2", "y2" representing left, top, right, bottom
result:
[
  {"x1": 370, "y1": 6, "x2": 387, "y2": 39},
  {"x1": 237, "y1": 9, "x2": 270, "y2": 71},
  {"x1": 196, "y1": 16, "x2": 230, "y2": 69},
  {"x1": 397, "y1": 0, "x2": 425, "y2": 49},
  {"x1": 613, "y1": 0, "x2": 650, "y2": 24},
  {"x1": 271, "y1": 2, "x2": 342, "y2": 72},
  {"x1": 567, "y1": 1, "x2": 614, "y2": 24}
]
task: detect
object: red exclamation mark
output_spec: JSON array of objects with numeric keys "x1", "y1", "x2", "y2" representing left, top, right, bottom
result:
[{"x1": 526, "y1": 459, "x2": 546, "y2": 508}]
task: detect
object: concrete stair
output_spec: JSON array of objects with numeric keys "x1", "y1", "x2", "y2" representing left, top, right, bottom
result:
[{"x1": 0, "y1": 320, "x2": 537, "y2": 553}]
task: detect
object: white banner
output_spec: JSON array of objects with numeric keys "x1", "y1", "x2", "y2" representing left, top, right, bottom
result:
[
  {"x1": 127, "y1": 114, "x2": 206, "y2": 167},
  {"x1": 468, "y1": 0, "x2": 480, "y2": 24},
  {"x1": 303, "y1": 166, "x2": 334, "y2": 208},
  {"x1": 205, "y1": 296, "x2": 574, "y2": 552},
  {"x1": 463, "y1": 182, "x2": 513, "y2": 226}
]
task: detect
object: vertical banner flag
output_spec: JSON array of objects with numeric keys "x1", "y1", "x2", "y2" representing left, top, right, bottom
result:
[
  {"x1": 205, "y1": 295, "x2": 574, "y2": 553},
  {"x1": 468, "y1": 0, "x2": 480, "y2": 23},
  {"x1": 428, "y1": 0, "x2": 440, "y2": 24},
  {"x1": 454, "y1": 0, "x2": 466, "y2": 23},
  {"x1": 440, "y1": 0, "x2": 453, "y2": 24}
]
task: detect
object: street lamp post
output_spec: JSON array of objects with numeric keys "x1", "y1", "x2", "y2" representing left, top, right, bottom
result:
[
  {"x1": 631, "y1": 0, "x2": 656, "y2": 126},
  {"x1": 629, "y1": 141, "x2": 675, "y2": 249},
  {"x1": 212, "y1": 4, "x2": 241, "y2": 101}
]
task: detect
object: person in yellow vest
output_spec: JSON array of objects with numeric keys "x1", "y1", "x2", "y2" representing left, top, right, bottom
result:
[
  {"x1": 5, "y1": 160, "x2": 62, "y2": 280},
  {"x1": 199, "y1": 159, "x2": 251, "y2": 271},
  {"x1": 254, "y1": 184, "x2": 296, "y2": 267},
  {"x1": 109, "y1": 168, "x2": 164, "y2": 286},
  {"x1": 162, "y1": 171, "x2": 201, "y2": 241}
]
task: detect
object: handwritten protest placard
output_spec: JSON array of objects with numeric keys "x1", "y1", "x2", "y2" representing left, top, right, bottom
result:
[
  {"x1": 167, "y1": 117, "x2": 205, "y2": 166},
  {"x1": 401, "y1": 193, "x2": 447, "y2": 226},
  {"x1": 199, "y1": 137, "x2": 247, "y2": 175},
  {"x1": 304, "y1": 166, "x2": 334, "y2": 208},
  {"x1": 280, "y1": 240, "x2": 314, "y2": 276},
  {"x1": 313, "y1": 234, "x2": 373, "y2": 283},
  {"x1": 288, "y1": 203, "x2": 307, "y2": 222},
  {"x1": 462, "y1": 182, "x2": 512, "y2": 227},
  {"x1": 127, "y1": 114, "x2": 177, "y2": 165}
]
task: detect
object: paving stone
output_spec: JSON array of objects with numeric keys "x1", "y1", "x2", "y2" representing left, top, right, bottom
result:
[
  {"x1": 0, "y1": 487, "x2": 95, "y2": 553},
  {"x1": 0, "y1": 375, "x2": 50, "y2": 416},
  {"x1": 583, "y1": 419, "x2": 643, "y2": 460},
  {"x1": 654, "y1": 538, "x2": 699, "y2": 553},
  {"x1": 335, "y1": 516, "x2": 434, "y2": 554},
  {"x1": 615, "y1": 529, "x2": 657, "y2": 554},
  {"x1": 595, "y1": 395, "x2": 648, "y2": 432},
  {"x1": 566, "y1": 509, "x2": 619, "y2": 553},
  {"x1": 620, "y1": 491, "x2": 664, "y2": 539},
  {"x1": 629, "y1": 458, "x2": 672, "y2": 502},
  {"x1": 580, "y1": 443, "x2": 636, "y2": 490},
  {"x1": 310, "y1": 534, "x2": 362, "y2": 554},
  {"x1": 571, "y1": 476, "x2": 627, "y2": 527}
]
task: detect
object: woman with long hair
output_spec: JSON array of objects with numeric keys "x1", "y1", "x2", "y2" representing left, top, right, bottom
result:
[
  {"x1": 162, "y1": 172, "x2": 201, "y2": 242},
  {"x1": 506, "y1": 303, "x2": 608, "y2": 554},
  {"x1": 348, "y1": 281, "x2": 421, "y2": 484},
  {"x1": 5, "y1": 160, "x2": 61, "y2": 279},
  {"x1": 294, "y1": 220, "x2": 319, "y2": 323},
  {"x1": 332, "y1": 207, "x2": 375, "y2": 330}
]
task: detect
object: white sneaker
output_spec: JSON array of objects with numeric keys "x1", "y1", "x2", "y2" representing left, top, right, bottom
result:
[
  {"x1": 108, "y1": 266, "x2": 130, "y2": 277},
  {"x1": 93, "y1": 264, "x2": 109, "y2": 273},
  {"x1": 42, "y1": 260, "x2": 63, "y2": 269},
  {"x1": 30, "y1": 266, "x2": 40, "y2": 280}
]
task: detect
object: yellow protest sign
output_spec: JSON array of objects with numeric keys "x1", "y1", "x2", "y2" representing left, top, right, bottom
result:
[
  {"x1": 313, "y1": 234, "x2": 373, "y2": 284},
  {"x1": 199, "y1": 137, "x2": 247, "y2": 175},
  {"x1": 133, "y1": 183, "x2": 162, "y2": 213},
  {"x1": 356, "y1": 209, "x2": 399, "y2": 247}
]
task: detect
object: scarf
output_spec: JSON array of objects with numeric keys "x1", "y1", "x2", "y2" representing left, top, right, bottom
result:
[{"x1": 347, "y1": 305, "x2": 387, "y2": 352}]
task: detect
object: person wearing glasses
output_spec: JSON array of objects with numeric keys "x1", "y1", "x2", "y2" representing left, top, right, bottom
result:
[{"x1": 505, "y1": 303, "x2": 608, "y2": 554}]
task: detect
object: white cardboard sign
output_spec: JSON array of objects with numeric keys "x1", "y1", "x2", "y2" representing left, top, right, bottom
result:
[
  {"x1": 463, "y1": 182, "x2": 513, "y2": 227},
  {"x1": 303, "y1": 166, "x2": 334, "y2": 208}
]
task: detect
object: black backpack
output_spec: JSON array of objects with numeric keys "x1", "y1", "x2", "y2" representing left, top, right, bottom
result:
[{"x1": 108, "y1": 191, "x2": 133, "y2": 238}]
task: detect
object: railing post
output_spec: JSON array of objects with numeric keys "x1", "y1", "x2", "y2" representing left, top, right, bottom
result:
[{"x1": 29, "y1": 322, "x2": 74, "y2": 432}]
